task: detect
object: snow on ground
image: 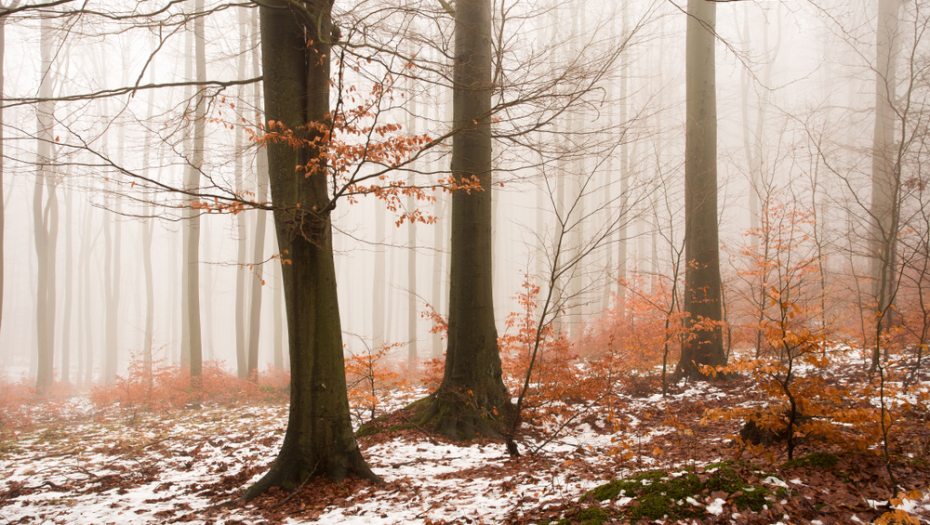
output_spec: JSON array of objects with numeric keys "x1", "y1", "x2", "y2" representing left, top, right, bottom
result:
[{"x1": 1, "y1": 363, "x2": 928, "y2": 524}]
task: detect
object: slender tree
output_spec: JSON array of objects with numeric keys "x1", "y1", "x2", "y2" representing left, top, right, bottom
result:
[
  {"x1": 34, "y1": 12, "x2": 58, "y2": 393},
  {"x1": 234, "y1": 3, "x2": 250, "y2": 378},
  {"x1": 0, "y1": 0, "x2": 21, "y2": 339},
  {"x1": 677, "y1": 0, "x2": 726, "y2": 380},
  {"x1": 870, "y1": 0, "x2": 903, "y2": 370},
  {"x1": 182, "y1": 0, "x2": 206, "y2": 388},
  {"x1": 247, "y1": 4, "x2": 268, "y2": 379}
]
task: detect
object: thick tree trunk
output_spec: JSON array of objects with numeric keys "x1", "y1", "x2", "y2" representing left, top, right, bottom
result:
[
  {"x1": 414, "y1": 0, "x2": 511, "y2": 440},
  {"x1": 677, "y1": 0, "x2": 725, "y2": 380},
  {"x1": 245, "y1": 1, "x2": 377, "y2": 499}
]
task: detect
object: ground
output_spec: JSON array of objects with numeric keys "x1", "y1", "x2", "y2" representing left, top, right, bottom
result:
[{"x1": 1, "y1": 356, "x2": 929, "y2": 524}]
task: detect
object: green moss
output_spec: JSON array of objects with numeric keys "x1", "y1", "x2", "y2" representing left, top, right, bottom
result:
[
  {"x1": 732, "y1": 485, "x2": 772, "y2": 512},
  {"x1": 586, "y1": 464, "x2": 778, "y2": 521},
  {"x1": 574, "y1": 507, "x2": 608, "y2": 525},
  {"x1": 782, "y1": 452, "x2": 838, "y2": 469},
  {"x1": 705, "y1": 466, "x2": 743, "y2": 494},
  {"x1": 387, "y1": 423, "x2": 414, "y2": 433},
  {"x1": 585, "y1": 470, "x2": 666, "y2": 501},
  {"x1": 354, "y1": 424, "x2": 381, "y2": 438},
  {"x1": 404, "y1": 397, "x2": 431, "y2": 411}
]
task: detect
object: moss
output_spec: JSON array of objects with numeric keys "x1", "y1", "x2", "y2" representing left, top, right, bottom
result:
[
  {"x1": 387, "y1": 423, "x2": 414, "y2": 433},
  {"x1": 574, "y1": 507, "x2": 608, "y2": 525},
  {"x1": 403, "y1": 396, "x2": 431, "y2": 411},
  {"x1": 732, "y1": 485, "x2": 773, "y2": 512},
  {"x1": 587, "y1": 464, "x2": 778, "y2": 521},
  {"x1": 782, "y1": 452, "x2": 838, "y2": 469},
  {"x1": 585, "y1": 470, "x2": 666, "y2": 501},
  {"x1": 354, "y1": 424, "x2": 381, "y2": 438},
  {"x1": 705, "y1": 466, "x2": 744, "y2": 494}
]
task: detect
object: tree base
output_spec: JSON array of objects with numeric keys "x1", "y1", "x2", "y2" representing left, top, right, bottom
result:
[
  {"x1": 406, "y1": 387, "x2": 513, "y2": 441},
  {"x1": 242, "y1": 441, "x2": 381, "y2": 501}
]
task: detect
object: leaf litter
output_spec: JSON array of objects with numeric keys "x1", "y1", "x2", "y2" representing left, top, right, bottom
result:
[{"x1": 0, "y1": 365, "x2": 929, "y2": 525}]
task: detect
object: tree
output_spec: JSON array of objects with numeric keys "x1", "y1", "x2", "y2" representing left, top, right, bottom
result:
[
  {"x1": 244, "y1": 0, "x2": 378, "y2": 497},
  {"x1": 0, "y1": 0, "x2": 21, "y2": 340},
  {"x1": 677, "y1": 0, "x2": 726, "y2": 380},
  {"x1": 234, "y1": 3, "x2": 250, "y2": 379},
  {"x1": 869, "y1": 0, "x2": 903, "y2": 371},
  {"x1": 247, "y1": 4, "x2": 269, "y2": 380},
  {"x1": 412, "y1": 0, "x2": 512, "y2": 440},
  {"x1": 181, "y1": 0, "x2": 206, "y2": 389},
  {"x1": 34, "y1": 11, "x2": 58, "y2": 393}
]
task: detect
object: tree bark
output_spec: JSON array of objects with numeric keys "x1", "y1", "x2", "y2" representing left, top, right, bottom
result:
[
  {"x1": 677, "y1": 0, "x2": 726, "y2": 380},
  {"x1": 183, "y1": 0, "x2": 206, "y2": 387},
  {"x1": 414, "y1": 0, "x2": 511, "y2": 440},
  {"x1": 61, "y1": 184, "x2": 73, "y2": 385},
  {"x1": 234, "y1": 3, "x2": 249, "y2": 379},
  {"x1": 34, "y1": 13, "x2": 56, "y2": 393},
  {"x1": 248, "y1": 6, "x2": 268, "y2": 379},
  {"x1": 870, "y1": 0, "x2": 902, "y2": 370},
  {"x1": 244, "y1": 1, "x2": 377, "y2": 498}
]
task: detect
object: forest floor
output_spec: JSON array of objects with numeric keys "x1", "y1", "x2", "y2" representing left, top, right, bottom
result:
[{"x1": 0, "y1": 357, "x2": 929, "y2": 525}]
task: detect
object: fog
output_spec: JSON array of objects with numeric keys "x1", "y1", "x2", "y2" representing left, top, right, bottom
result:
[{"x1": 0, "y1": 0, "x2": 915, "y2": 384}]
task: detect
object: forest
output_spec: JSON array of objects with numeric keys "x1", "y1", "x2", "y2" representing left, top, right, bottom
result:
[{"x1": 0, "y1": 0, "x2": 929, "y2": 523}]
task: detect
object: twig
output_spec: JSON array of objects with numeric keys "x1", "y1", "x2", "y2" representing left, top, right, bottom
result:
[{"x1": 29, "y1": 449, "x2": 79, "y2": 461}]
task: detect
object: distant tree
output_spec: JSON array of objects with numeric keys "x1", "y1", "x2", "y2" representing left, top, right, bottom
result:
[{"x1": 34, "y1": 11, "x2": 58, "y2": 393}]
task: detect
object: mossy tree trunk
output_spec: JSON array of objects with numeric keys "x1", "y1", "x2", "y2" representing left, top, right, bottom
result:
[
  {"x1": 677, "y1": 0, "x2": 726, "y2": 380},
  {"x1": 244, "y1": 0, "x2": 377, "y2": 499},
  {"x1": 414, "y1": 0, "x2": 511, "y2": 441}
]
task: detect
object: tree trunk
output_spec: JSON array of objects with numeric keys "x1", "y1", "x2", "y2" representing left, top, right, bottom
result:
[
  {"x1": 234, "y1": 4, "x2": 249, "y2": 379},
  {"x1": 248, "y1": 6, "x2": 268, "y2": 379},
  {"x1": 616, "y1": 0, "x2": 629, "y2": 316},
  {"x1": 677, "y1": 0, "x2": 725, "y2": 380},
  {"x1": 142, "y1": 40, "x2": 157, "y2": 374},
  {"x1": 373, "y1": 201, "x2": 386, "y2": 351},
  {"x1": 61, "y1": 184, "x2": 73, "y2": 385},
  {"x1": 431, "y1": 184, "x2": 445, "y2": 359},
  {"x1": 406, "y1": 84, "x2": 418, "y2": 372},
  {"x1": 870, "y1": 0, "x2": 902, "y2": 370},
  {"x1": 0, "y1": 14, "x2": 6, "y2": 339},
  {"x1": 184, "y1": 0, "x2": 206, "y2": 387},
  {"x1": 34, "y1": 13, "x2": 56, "y2": 393},
  {"x1": 244, "y1": 1, "x2": 377, "y2": 499},
  {"x1": 273, "y1": 251, "x2": 285, "y2": 370},
  {"x1": 414, "y1": 0, "x2": 511, "y2": 440}
]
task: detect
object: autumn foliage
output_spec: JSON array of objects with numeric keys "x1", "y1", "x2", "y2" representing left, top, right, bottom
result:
[{"x1": 88, "y1": 354, "x2": 289, "y2": 418}]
